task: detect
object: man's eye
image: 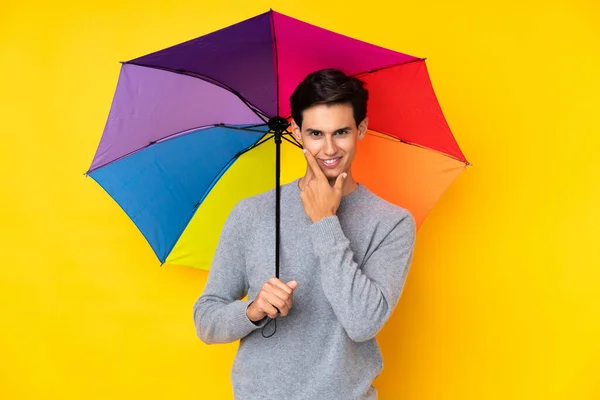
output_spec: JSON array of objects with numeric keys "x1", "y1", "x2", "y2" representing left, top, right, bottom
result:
[
  {"x1": 310, "y1": 131, "x2": 322, "y2": 136},
  {"x1": 335, "y1": 130, "x2": 348, "y2": 135}
]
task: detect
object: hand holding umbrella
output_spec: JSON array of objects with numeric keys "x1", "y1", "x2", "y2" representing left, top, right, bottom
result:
[{"x1": 246, "y1": 278, "x2": 298, "y2": 322}]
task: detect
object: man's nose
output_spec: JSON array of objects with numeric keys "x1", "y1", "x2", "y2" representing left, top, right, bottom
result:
[{"x1": 324, "y1": 136, "x2": 337, "y2": 155}]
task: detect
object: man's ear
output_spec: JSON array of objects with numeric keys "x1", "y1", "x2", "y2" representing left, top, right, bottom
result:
[
  {"x1": 291, "y1": 119, "x2": 302, "y2": 142},
  {"x1": 357, "y1": 117, "x2": 369, "y2": 140}
]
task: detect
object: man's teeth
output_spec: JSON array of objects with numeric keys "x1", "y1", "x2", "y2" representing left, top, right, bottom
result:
[{"x1": 322, "y1": 158, "x2": 339, "y2": 165}]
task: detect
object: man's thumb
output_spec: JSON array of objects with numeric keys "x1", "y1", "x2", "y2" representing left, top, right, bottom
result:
[
  {"x1": 335, "y1": 172, "x2": 347, "y2": 190},
  {"x1": 286, "y1": 280, "x2": 298, "y2": 290}
]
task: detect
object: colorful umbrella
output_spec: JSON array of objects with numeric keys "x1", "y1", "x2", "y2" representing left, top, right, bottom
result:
[{"x1": 86, "y1": 9, "x2": 470, "y2": 273}]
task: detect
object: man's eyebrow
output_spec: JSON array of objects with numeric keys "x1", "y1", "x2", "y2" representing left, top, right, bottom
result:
[{"x1": 305, "y1": 127, "x2": 351, "y2": 133}]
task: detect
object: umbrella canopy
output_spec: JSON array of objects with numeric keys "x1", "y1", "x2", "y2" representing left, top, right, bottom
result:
[{"x1": 86, "y1": 9, "x2": 469, "y2": 271}]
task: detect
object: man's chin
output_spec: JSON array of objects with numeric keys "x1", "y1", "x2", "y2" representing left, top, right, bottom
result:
[{"x1": 324, "y1": 170, "x2": 344, "y2": 182}]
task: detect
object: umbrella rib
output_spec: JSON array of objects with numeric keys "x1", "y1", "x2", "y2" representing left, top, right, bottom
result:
[
  {"x1": 352, "y1": 57, "x2": 427, "y2": 79},
  {"x1": 281, "y1": 133, "x2": 303, "y2": 149},
  {"x1": 367, "y1": 129, "x2": 472, "y2": 166},
  {"x1": 124, "y1": 62, "x2": 272, "y2": 123},
  {"x1": 85, "y1": 123, "x2": 268, "y2": 175},
  {"x1": 218, "y1": 124, "x2": 269, "y2": 133},
  {"x1": 236, "y1": 133, "x2": 274, "y2": 157},
  {"x1": 241, "y1": 122, "x2": 272, "y2": 129}
]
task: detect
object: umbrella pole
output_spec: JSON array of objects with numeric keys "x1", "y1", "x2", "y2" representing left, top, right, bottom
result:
[
  {"x1": 262, "y1": 117, "x2": 289, "y2": 339},
  {"x1": 275, "y1": 130, "x2": 281, "y2": 279},
  {"x1": 267, "y1": 116, "x2": 289, "y2": 280}
]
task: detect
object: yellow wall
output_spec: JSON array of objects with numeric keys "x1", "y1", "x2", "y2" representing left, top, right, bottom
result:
[{"x1": 1, "y1": 1, "x2": 598, "y2": 398}]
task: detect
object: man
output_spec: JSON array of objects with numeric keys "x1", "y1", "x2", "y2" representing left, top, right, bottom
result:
[{"x1": 193, "y1": 68, "x2": 416, "y2": 399}]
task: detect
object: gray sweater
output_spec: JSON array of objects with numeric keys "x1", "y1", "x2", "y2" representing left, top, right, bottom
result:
[{"x1": 193, "y1": 178, "x2": 416, "y2": 399}]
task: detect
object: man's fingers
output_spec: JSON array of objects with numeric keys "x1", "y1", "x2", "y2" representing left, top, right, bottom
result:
[
  {"x1": 303, "y1": 149, "x2": 326, "y2": 180},
  {"x1": 256, "y1": 297, "x2": 279, "y2": 319},
  {"x1": 265, "y1": 284, "x2": 293, "y2": 309},
  {"x1": 264, "y1": 292, "x2": 290, "y2": 317},
  {"x1": 257, "y1": 278, "x2": 298, "y2": 318},
  {"x1": 264, "y1": 278, "x2": 296, "y2": 310},
  {"x1": 267, "y1": 277, "x2": 292, "y2": 294}
]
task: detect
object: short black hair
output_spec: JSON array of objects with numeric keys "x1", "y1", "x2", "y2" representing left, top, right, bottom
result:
[{"x1": 289, "y1": 68, "x2": 368, "y2": 129}]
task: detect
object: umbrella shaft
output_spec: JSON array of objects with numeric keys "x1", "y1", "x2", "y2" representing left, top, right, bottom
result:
[{"x1": 275, "y1": 131, "x2": 281, "y2": 279}]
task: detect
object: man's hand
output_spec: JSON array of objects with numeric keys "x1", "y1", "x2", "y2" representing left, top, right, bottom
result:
[
  {"x1": 247, "y1": 277, "x2": 298, "y2": 321},
  {"x1": 299, "y1": 149, "x2": 346, "y2": 223}
]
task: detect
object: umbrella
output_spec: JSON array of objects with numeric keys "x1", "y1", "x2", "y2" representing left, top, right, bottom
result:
[{"x1": 86, "y1": 9, "x2": 470, "y2": 276}]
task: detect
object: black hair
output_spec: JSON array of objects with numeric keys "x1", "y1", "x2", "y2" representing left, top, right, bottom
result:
[{"x1": 289, "y1": 68, "x2": 368, "y2": 129}]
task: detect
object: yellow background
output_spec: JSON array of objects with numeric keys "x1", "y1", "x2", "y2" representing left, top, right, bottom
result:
[{"x1": 2, "y1": 0, "x2": 599, "y2": 398}]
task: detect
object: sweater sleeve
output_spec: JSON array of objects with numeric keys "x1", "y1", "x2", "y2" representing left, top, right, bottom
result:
[
  {"x1": 193, "y1": 201, "x2": 268, "y2": 344},
  {"x1": 309, "y1": 212, "x2": 416, "y2": 343}
]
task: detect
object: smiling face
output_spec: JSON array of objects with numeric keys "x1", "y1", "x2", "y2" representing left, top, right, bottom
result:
[{"x1": 292, "y1": 102, "x2": 368, "y2": 183}]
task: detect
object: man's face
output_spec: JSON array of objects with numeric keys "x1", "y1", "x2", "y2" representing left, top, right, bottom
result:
[{"x1": 292, "y1": 103, "x2": 368, "y2": 182}]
